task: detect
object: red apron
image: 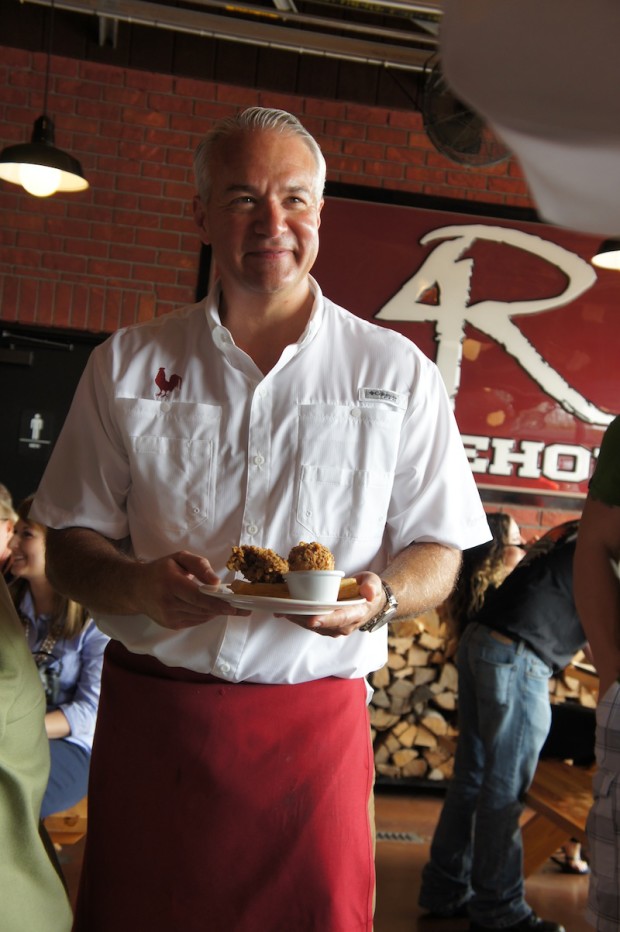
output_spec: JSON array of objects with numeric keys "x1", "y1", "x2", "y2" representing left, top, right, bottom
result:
[{"x1": 73, "y1": 641, "x2": 375, "y2": 932}]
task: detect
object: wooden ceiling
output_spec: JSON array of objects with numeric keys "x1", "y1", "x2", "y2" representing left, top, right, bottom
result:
[{"x1": 0, "y1": 0, "x2": 442, "y2": 110}]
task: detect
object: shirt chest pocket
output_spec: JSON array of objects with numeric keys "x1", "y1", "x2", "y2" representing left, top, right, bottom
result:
[
  {"x1": 116, "y1": 398, "x2": 221, "y2": 534},
  {"x1": 295, "y1": 403, "x2": 404, "y2": 542}
]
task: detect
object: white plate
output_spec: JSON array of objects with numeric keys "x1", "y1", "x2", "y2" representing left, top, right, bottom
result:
[{"x1": 200, "y1": 586, "x2": 365, "y2": 615}]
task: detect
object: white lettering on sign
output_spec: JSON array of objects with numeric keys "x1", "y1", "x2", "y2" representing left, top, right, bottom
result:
[
  {"x1": 376, "y1": 224, "x2": 613, "y2": 427},
  {"x1": 487, "y1": 438, "x2": 545, "y2": 478},
  {"x1": 462, "y1": 434, "x2": 599, "y2": 484}
]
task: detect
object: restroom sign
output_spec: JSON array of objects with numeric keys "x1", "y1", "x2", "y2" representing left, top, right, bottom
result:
[{"x1": 19, "y1": 409, "x2": 53, "y2": 456}]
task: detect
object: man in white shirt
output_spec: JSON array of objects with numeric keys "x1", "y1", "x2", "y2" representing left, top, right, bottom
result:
[{"x1": 32, "y1": 107, "x2": 490, "y2": 932}]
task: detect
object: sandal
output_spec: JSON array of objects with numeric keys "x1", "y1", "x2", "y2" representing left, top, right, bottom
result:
[{"x1": 550, "y1": 854, "x2": 590, "y2": 875}]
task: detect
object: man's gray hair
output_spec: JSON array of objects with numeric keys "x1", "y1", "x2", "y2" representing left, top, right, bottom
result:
[{"x1": 193, "y1": 107, "x2": 326, "y2": 202}]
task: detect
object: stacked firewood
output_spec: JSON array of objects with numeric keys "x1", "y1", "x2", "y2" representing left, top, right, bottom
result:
[
  {"x1": 369, "y1": 608, "x2": 459, "y2": 782},
  {"x1": 370, "y1": 616, "x2": 597, "y2": 782},
  {"x1": 549, "y1": 651, "x2": 597, "y2": 709}
]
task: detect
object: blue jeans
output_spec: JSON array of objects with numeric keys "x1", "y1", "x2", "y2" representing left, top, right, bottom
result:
[
  {"x1": 41, "y1": 739, "x2": 90, "y2": 818},
  {"x1": 419, "y1": 622, "x2": 552, "y2": 928}
]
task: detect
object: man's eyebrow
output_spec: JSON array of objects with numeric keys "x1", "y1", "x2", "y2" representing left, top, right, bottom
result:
[
  {"x1": 222, "y1": 182, "x2": 313, "y2": 196},
  {"x1": 223, "y1": 183, "x2": 257, "y2": 195}
]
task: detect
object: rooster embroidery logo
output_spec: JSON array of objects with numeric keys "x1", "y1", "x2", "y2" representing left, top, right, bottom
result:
[{"x1": 155, "y1": 367, "x2": 183, "y2": 399}]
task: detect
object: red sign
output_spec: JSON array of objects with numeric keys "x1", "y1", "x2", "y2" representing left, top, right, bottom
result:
[{"x1": 314, "y1": 192, "x2": 620, "y2": 500}]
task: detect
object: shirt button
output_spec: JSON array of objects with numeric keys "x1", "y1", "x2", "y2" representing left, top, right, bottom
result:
[
  {"x1": 161, "y1": 402, "x2": 171, "y2": 413},
  {"x1": 218, "y1": 662, "x2": 231, "y2": 676},
  {"x1": 350, "y1": 407, "x2": 361, "y2": 418},
  {"x1": 247, "y1": 524, "x2": 258, "y2": 535},
  {"x1": 254, "y1": 454, "x2": 265, "y2": 466}
]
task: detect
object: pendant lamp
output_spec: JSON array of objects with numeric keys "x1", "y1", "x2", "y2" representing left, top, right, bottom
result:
[
  {"x1": 0, "y1": 0, "x2": 89, "y2": 197},
  {"x1": 591, "y1": 239, "x2": 620, "y2": 271}
]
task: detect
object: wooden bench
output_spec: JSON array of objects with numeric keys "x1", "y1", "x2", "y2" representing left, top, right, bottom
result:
[
  {"x1": 565, "y1": 661, "x2": 599, "y2": 698},
  {"x1": 522, "y1": 759, "x2": 593, "y2": 876},
  {"x1": 43, "y1": 796, "x2": 88, "y2": 846}
]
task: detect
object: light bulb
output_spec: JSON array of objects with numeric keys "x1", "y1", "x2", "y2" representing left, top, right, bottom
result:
[
  {"x1": 592, "y1": 250, "x2": 620, "y2": 271},
  {"x1": 18, "y1": 162, "x2": 61, "y2": 197}
]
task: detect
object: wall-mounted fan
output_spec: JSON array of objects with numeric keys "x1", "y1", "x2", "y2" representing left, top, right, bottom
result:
[{"x1": 422, "y1": 60, "x2": 510, "y2": 167}]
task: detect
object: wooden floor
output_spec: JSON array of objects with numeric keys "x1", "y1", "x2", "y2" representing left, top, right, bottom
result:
[
  {"x1": 55, "y1": 786, "x2": 591, "y2": 931},
  {"x1": 374, "y1": 787, "x2": 591, "y2": 932}
]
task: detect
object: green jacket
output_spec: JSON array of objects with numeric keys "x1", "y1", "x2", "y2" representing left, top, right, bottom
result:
[{"x1": 0, "y1": 577, "x2": 72, "y2": 932}]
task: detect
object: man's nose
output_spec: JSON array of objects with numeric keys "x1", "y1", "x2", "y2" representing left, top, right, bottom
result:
[{"x1": 255, "y1": 199, "x2": 287, "y2": 236}]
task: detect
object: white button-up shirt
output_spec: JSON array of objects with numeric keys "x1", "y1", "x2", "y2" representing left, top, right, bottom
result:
[{"x1": 32, "y1": 279, "x2": 489, "y2": 683}]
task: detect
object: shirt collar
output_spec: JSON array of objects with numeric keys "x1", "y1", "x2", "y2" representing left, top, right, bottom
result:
[
  {"x1": 19, "y1": 587, "x2": 37, "y2": 624},
  {"x1": 18, "y1": 588, "x2": 54, "y2": 627},
  {"x1": 298, "y1": 276, "x2": 324, "y2": 346}
]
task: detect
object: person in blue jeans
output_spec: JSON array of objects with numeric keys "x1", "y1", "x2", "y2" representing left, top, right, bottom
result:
[{"x1": 419, "y1": 521, "x2": 587, "y2": 932}]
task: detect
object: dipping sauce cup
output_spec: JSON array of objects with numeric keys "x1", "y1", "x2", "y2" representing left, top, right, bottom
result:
[{"x1": 283, "y1": 570, "x2": 345, "y2": 602}]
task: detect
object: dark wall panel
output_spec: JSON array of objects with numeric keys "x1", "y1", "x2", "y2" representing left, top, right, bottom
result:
[{"x1": 0, "y1": 325, "x2": 104, "y2": 506}]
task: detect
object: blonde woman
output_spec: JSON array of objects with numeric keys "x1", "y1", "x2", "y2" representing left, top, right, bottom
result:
[
  {"x1": 9, "y1": 496, "x2": 109, "y2": 817},
  {"x1": 0, "y1": 484, "x2": 17, "y2": 581},
  {"x1": 446, "y1": 512, "x2": 525, "y2": 637},
  {"x1": 420, "y1": 521, "x2": 584, "y2": 932}
]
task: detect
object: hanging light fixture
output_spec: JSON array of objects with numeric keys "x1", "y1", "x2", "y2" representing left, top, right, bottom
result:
[
  {"x1": 591, "y1": 239, "x2": 620, "y2": 271},
  {"x1": 0, "y1": 0, "x2": 88, "y2": 197}
]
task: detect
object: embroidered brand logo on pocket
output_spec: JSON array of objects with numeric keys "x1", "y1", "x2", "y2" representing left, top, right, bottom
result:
[{"x1": 359, "y1": 388, "x2": 407, "y2": 409}]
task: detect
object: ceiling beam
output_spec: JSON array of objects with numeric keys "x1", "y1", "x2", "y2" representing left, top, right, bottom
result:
[{"x1": 21, "y1": 0, "x2": 440, "y2": 71}]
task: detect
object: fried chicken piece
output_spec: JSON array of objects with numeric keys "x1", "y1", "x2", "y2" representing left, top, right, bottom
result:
[
  {"x1": 287, "y1": 541, "x2": 335, "y2": 572},
  {"x1": 226, "y1": 545, "x2": 289, "y2": 584}
]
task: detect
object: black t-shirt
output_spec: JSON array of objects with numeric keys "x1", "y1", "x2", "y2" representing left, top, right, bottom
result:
[{"x1": 470, "y1": 525, "x2": 585, "y2": 672}]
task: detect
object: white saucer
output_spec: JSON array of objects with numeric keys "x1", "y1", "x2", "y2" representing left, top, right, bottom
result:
[{"x1": 200, "y1": 586, "x2": 365, "y2": 615}]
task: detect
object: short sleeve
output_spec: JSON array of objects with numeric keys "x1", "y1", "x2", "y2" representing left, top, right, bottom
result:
[{"x1": 589, "y1": 416, "x2": 620, "y2": 507}]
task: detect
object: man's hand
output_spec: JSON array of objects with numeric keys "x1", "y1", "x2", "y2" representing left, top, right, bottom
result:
[
  {"x1": 45, "y1": 528, "x2": 250, "y2": 630},
  {"x1": 130, "y1": 550, "x2": 251, "y2": 630},
  {"x1": 276, "y1": 541, "x2": 461, "y2": 638}
]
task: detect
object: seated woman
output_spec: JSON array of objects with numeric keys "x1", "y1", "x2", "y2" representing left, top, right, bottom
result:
[{"x1": 9, "y1": 495, "x2": 110, "y2": 817}]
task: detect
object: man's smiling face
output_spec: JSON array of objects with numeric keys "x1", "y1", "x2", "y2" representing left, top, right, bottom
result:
[{"x1": 195, "y1": 128, "x2": 323, "y2": 306}]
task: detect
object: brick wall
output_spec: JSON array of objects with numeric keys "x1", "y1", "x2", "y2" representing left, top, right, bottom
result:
[
  {"x1": 1, "y1": 47, "x2": 574, "y2": 534},
  {"x1": 497, "y1": 505, "x2": 581, "y2": 545},
  {"x1": 1, "y1": 46, "x2": 534, "y2": 332}
]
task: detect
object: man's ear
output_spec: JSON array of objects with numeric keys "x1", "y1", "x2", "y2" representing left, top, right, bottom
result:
[
  {"x1": 193, "y1": 195, "x2": 210, "y2": 244},
  {"x1": 317, "y1": 198, "x2": 324, "y2": 229}
]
